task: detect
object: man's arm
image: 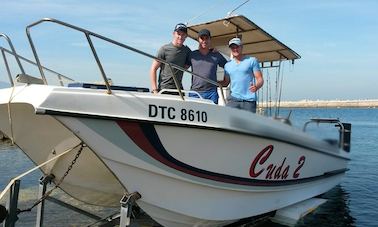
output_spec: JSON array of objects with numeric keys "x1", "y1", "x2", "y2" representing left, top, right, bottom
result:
[
  {"x1": 249, "y1": 70, "x2": 264, "y2": 92},
  {"x1": 216, "y1": 54, "x2": 229, "y2": 87},
  {"x1": 150, "y1": 60, "x2": 161, "y2": 94},
  {"x1": 218, "y1": 52, "x2": 228, "y2": 68},
  {"x1": 220, "y1": 74, "x2": 230, "y2": 87}
]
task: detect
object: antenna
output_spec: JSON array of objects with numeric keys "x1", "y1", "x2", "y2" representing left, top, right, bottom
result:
[
  {"x1": 186, "y1": 1, "x2": 226, "y2": 25},
  {"x1": 227, "y1": 0, "x2": 251, "y2": 17}
]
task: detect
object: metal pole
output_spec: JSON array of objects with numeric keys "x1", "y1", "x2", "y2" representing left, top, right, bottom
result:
[
  {"x1": 1, "y1": 50, "x2": 14, "y2": 86},
  {"x1": 0, "y1": 34, "x2": 25, "y2": 75},
  {"x1": 4, "y1": 180, "x2": 20, "y2": 227},
  {"x1": 25, "y1": 28, "x2": 47, "y2": 84},
  {"x1": 35, "y1": 176, "x2": 49, "y2": 227},
  {"x1": 57, "y1": 74, "x2": 64, "y2": 86},
  {"x1": 167, "y1": 64, "x2": 184, "y2": 100},
  {"x1": 119, "y1": 192, "x2": 141, "y2": 227},
  {"x1": 0, "y1": 47, "x2": 74, "y2": 83},
  {"x1": 85, "y1": 34, "x2": 112, "y2": 94}
]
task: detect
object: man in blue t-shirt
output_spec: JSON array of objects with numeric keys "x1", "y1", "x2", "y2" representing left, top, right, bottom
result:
[
  {"x1": 223, "y1": 37, "x2": 264, "y2": 113},
  {"x1": 188, "y1": 29, "x2": 227, "y2": 104}
]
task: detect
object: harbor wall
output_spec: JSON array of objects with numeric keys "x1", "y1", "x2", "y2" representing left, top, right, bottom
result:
[{"x1": 260, "y1": 99, "x2": 378, "y2": 108}]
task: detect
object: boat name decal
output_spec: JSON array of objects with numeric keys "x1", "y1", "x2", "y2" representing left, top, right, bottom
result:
[
  {"x1": 148, "y1": 104, "x2": 207, "y2": 123},
  {"x1": 249, "y1": 145, "x2": 306, "y2": 180}
]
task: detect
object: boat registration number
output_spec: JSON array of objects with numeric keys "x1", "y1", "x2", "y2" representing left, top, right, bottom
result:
[{"x1": 148, "y1": 104, "x2": 207, "y2": 123}]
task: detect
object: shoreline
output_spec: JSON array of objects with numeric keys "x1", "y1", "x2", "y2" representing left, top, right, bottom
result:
[{"x1": 259, "y1": 99, "x2": 378, "y2": 108}]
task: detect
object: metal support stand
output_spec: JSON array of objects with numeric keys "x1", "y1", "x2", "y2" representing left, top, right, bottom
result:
[
  {"x1": 119, "y1": 192, "x2": 141, "y2": 227},
  {"x1": 0, "y1": 205, "x2": 7, "y2": 224},
  {"x1": 35, "y1": 175, "x2": 54, "y2": 227},
  {"x1": 45, "y1": 197, "x2": 102, "y2": 221},
  {"x1": 4, "y1": 180, "x2": 20, "y2": 227}
]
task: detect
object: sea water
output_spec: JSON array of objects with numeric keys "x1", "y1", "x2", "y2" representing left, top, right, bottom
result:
[{"x1": 0, "y1": 108, "x2": 377, "y2": 227}]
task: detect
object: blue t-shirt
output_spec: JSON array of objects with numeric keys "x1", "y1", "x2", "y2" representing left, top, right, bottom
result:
[{"x1": 224, "y1": 56, "x2": 261, "y2": 101}]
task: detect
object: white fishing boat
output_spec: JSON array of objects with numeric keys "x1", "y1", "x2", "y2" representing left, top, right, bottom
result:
[{"x1": 0, "y1": 15, "x2": 351, "y2": 227}]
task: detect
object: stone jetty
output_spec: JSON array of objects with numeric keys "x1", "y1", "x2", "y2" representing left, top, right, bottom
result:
[{"x1": 261, "y1": 99, "x2": 378, "y2": 108}]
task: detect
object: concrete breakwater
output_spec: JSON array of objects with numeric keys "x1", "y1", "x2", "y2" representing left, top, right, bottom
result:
[{"x1": 260, "y1": 99, "x2": 378, "y2": 108}]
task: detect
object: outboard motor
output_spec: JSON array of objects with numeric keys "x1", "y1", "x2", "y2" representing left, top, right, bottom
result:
[{"x1": 339, "y1": 123, "x2": 352, "y2": 152}]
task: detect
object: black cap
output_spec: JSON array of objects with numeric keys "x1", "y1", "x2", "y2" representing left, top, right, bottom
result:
[
  {"x1": 198, "y1": 29, "x2": 211, "y2": 38},
  {"x1": 174, "y1": 23, "x2": 187, "y2": 33}
]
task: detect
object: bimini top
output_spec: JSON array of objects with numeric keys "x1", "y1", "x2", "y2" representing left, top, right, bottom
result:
[{"x1": 187, "y1": 15, "x2": 301, "y2": 64}]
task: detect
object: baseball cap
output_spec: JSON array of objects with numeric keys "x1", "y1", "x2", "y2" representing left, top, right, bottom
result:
[
  {"x1": 174, "y1": 23, "x2": 187, "y2": 33},
  {"x1": 228, "y1": 37, "x2": 242, "y2": 47},
  {"x1": 198, "y1": 29, "x2": 211, "y2": 38}
]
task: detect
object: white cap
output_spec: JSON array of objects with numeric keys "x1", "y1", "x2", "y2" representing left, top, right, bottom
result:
[{"x1": 228, "y1": 37, "x2": 242, "y2": 47}]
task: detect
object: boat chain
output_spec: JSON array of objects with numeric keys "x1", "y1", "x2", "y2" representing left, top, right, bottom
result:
[{"x1": 17, "y1": 143, "x2": 85, "y2": 214}]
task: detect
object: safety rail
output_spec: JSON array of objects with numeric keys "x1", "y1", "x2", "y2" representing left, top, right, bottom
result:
[
  {"x1": 0, "y1": 33, "x2": 26, "y2": 86},
  {"x1": 159, "y1": 89, "x2": 204, "y2": 99},
  {"x1": 0, "y1": 46, "x2": 74, "y2": 86},
  {"x1": 25, "y1": 18, "x2": 226, "y2": 102},
  {"x1": 303, "y1": 118, "x2": 342, "y2": 132},
  {"x1": 303, "y1": 118, "x2": 351, "y2": 152}
]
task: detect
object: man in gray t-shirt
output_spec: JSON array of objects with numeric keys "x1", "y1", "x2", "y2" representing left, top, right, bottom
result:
[
  {"x1": 188, "y1": 29, "x2": 227, "y2": 104},
  {"x1": 150, "y1": 23, "x2": 191, "y2": 94}
]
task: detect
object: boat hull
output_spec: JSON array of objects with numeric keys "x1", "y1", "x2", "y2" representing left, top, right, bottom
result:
[
  {"x1": 57, "y1": 116, "x2": 347, "y2": 226},
  {"x1": 0, "y1": 86, "x2": 349, "y2": 226}
]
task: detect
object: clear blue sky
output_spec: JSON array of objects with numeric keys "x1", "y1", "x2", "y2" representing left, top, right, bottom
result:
[{"x1": 0, "y1": 0, "x2": 377, "y2": 101}]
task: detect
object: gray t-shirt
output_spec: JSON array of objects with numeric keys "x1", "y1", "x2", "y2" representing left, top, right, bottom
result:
[
  {"x1": 157, "y1": 43, "x2": 191, "y2": 90},
  {"x1": 189, "y1": 50, "x2": 227, "y2": 91}
]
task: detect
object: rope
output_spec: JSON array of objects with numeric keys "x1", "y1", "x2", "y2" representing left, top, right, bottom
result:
[
  {"x1": 227, "y1": 0, "x2": 251, "y2": 17},
  {"x1": 6, "y1": 85, "x2": 20, "y2": 145},
  {"x1": 186, "y1": 1, "x2": 226, "y2": 25},
  {"x1": 186, "y1": 0, "x2": 249, "y2": 25}
]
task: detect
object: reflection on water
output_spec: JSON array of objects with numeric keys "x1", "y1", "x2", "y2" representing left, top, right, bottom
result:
[
  {"x1": 296, "y1": 185, "x2": 355, "y2": 227},
  {"x1": 244, "y1": 186, "x2": 356, "y2": 227}
]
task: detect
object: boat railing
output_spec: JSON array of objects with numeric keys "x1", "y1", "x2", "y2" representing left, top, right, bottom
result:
[
  {"x1": 0, "y1": 33, "x2": 26, "y2": 86},
  {"x1": 159, "y1": 89, "x2": 205, "y2": 99},
  {"x1": 25, "y1": 18, "x2": 226, "y2": 103},
  {"x1": 303, "y1": 118, "x2": 351, "y2": 152},
  {"x1": 0, "y1": 46, "x2": 74, "y2": 86}
]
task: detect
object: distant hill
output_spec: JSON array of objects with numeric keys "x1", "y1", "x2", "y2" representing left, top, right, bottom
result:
[{"x1": 0, "y1": 81, "x2": 10, "y2": 88}]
